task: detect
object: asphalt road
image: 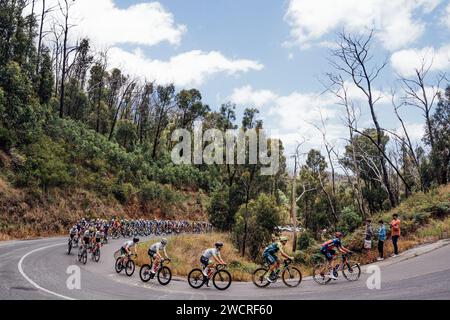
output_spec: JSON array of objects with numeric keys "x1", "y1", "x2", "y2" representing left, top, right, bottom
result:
[{"x1": 1, "y1": 236, "x2": 449, "y2": 300}]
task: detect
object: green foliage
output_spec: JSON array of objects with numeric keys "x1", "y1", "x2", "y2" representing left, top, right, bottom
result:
[
  {"x1": 337, "y1": 206, "x2": 362, "y2": 234},
  {"x1": 15, "y1": 136, "x2": 73, "y2": 191},
  {"x1": 297, "y1": 231, "x2": 314, "y2": 250},
  {"x1": 0, "y1": 126, "x2": 16, "y2": 151},
  {"x1": 208, "y1": 186, "x2": 234, "y2": 231},
  {"x1": 413, "y1": 212, "x2": 431, "y2": 225},
  {"x1": 233, "y1": 194, "x2": 282, "y2": 260},
  {"x1": 112, "y1": 183, "x2": 135, "y2": 204}
]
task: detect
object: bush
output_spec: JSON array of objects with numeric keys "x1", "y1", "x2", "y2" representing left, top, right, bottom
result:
[
  {"x1": 233, "y1": 194, "x2": 282, "y2": 260},
  {"x1": 413, "y1": 212, "x2": 431, "y2": 225},
  {"x1": 337, "y1": 206, "x2": 362, "y2": 234},
  {"x1": 112, "y1": 183, "x2": 135, "y2": 204},
  {"x1": 297, "y1": 231, "x2": 314, "y2": 250},
  {"x1": 0, "y1": 126, "x2": 16, "y2": 151}
]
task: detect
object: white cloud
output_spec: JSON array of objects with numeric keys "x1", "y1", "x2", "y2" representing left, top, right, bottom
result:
[
  {"x1": 108, "y1": 48, "x2": 264, "y2": 87},
  {"x1": 391, "y1": 44, "x2": 450, "y2": 76},
  {"x1": 229, "y1": 86, "x2": 277, "y2": 108},
  {"x1": 29, "y1": 0, "x2": 186, "y2": 47},
  {"x1": 393, "y1": 122, "x2": 425, "y2": 143},
  {"x1": 284, "y1": 0, "x2": 441, "y2": 51}
]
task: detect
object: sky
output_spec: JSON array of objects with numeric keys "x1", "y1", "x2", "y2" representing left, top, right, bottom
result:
[{"x1": 30, "y1": 0, "x2": 450, "y2": 169}]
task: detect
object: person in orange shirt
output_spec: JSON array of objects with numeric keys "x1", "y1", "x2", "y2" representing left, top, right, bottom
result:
[{"x1": 390, "y1": 214, "x2": 401, "y2": 257}]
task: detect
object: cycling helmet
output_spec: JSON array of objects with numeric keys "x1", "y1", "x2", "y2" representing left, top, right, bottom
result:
[
  {"x1": 215, "y1": 242, "x2": 224, "y2": 248},
  {"x1": 335, "y1": 232, "x2": 344, "y2": 238},
  {"x1": 161, "y1": 238, "x2": 168, "y2": 245},
  {"x1": 133, "y1": 237, "x2": 140, "y2": 243},
  {"x1": 280, "y1": 236, "x2": 288, "y2": 243}
]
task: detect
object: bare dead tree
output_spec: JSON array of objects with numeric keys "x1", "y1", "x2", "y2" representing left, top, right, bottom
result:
[
  {"x1": 330, "y1": 30, "x2": 397, "y2": 207},
  {"x1": 57, "y1": 0, "x2": 75, "y2": 118},
  {"x1": 399, "y1": 58, "x2": 446, "y2": 149},
  {"x1": 324, "y1": 73, "x2": 367, "y2": 217}
]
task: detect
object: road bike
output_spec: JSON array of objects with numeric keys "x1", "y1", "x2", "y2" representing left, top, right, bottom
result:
[
  {"x1": 115, "y1": 253, "x2": 136, "y2": 276},
  {"x1": 77, "y1": 244, "x2": 89, "y2": 265},
  {"x1": 139, "y1": 258, "x2": 172, "y2": 286},
  {"x1": 313, "y1": 253, "x2": 361, "y2": 285},
  {"x1": 67, "y1": 236, "x2": 78, "y2": 255},
  {"x1": 188, "y1": 264, "x2": 232, "y2": 291},
  {"x1": 252, "y1": 259, "x2": 302, "y2": 288},
  {"x1": 91, "y1": 243, "x2": 101, "y2": 263}
]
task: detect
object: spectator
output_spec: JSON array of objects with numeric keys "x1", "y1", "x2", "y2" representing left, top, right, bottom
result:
[
  {"x1": 377, "y1": 220, "x2": 386, "y2": 261},
  {"x1": 364, "y1": 219, "x2": 374, "y2": 261},
  {"x1": 390, "y1": 214, "x2": 401, "y2": 257}
]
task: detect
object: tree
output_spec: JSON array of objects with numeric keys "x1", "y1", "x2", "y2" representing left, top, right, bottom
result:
[
  {"x1": 331, "y1": 30, "x2": 397, "y2": 208},
  {"x1": 429, "y1": 87, "x2": 450, "y2": 184},
  {"x1": 233, "y1": 194, "x2": 281, "y2": 260},
  {"x1": 37, "y1": 47, "x2": 53, "y2": 104}
]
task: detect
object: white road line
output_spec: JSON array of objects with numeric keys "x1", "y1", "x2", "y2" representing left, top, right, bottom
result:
[{"x1": 17, "y1": 242, "x2": 76, "y2": 300}]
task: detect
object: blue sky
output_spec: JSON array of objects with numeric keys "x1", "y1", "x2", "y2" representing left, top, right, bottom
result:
[{"x1": 36, "y1": 0, "x2": 450, "y2": 167}]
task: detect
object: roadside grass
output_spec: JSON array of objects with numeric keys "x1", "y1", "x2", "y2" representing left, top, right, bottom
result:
[{"x1": 135, "y1": 232, "x2": 259, "y2": 282}]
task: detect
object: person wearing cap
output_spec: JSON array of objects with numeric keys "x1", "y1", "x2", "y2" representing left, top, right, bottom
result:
[
  {"x1": 200, "y1": 242, "x2": 227, "y2": 278},
  {"x1": 320, "y1": 232, "x2": 352, "y2": 280},
  {"x1": 148, "y1": 238, "x2": 171, "y2": 277},
  {"x1": 263, "y1": 236, "x2": 294, "y2": 283}
]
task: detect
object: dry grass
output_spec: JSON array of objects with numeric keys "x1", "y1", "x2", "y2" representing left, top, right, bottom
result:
[{"x1": 135, "y1": 233, "x2": 259, "y2": 281}]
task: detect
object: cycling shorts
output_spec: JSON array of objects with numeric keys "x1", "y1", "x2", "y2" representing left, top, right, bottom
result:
[
  {"x1": 200, "y1": 256, "x2": 210, "y2": 268},
  {"x1": 83, "y1": 237, "x2": 90, "y2": 245},
  {"x1": 148, "y1": 249, "x2": 157, "y2": 258},
  {"x1": 263, "y1": 252, "x2": 278, "y2": 266},
  {"x1": 321, "y1": 248, "x2": 336, "y2": 261}
]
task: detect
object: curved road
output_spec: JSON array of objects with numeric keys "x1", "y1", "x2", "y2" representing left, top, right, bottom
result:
[{"x1": 1, "y1": 236, "x2": 450, "y2": 300}]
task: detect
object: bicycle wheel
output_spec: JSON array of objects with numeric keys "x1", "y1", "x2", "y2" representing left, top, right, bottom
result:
[
  {"x1": 81, "y1": 250, "x2": 87, "y2": 265},
  {"x1": 282, "y1": 267, "x2": 302, "y2": 287},
  {"x1": 188, "y1": 269, "x2": 205, "y2": 289},
  {"x1": 125, "y1": 260, "x2": 135, "y2": 276},
  {"x1": 94, "y1": 249, "x2": 100, "y2": 263},
  {"x1": 115, "y1": 258, "x2": 123, "y2": 273},
  {"x1": 313, "y1": 264, "x2": 332, "y2": 285},
  {"x1": 157, "y1": 266, "x2": 172, "y2": 286},
  {"x1": 139, "y1": 264, "x2": 152, "y2": 283},
  {"x1": 342, "y1": 261, "x2": 361, "y2": 282},
  {"x1": 252, "y1": 268, "x2": 270, "y2": 288},
  {"x1": 213, "y1": 270, "x2": 232, "y2": 291}
]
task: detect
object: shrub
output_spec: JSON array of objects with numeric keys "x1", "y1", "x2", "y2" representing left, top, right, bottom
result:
[
  {"x1": 413, "y1": 212, "x2": 431, "y2": 225},
  {"x1": 297, "y1": 231, "x2": 314, "y2": 250},
  {"x1": 337, "y1": 206, "x2": 362, "y2": 234},
  {"x1": 112, "y1": 183, "x2": 135, "y2": 204},
  {"x1": 0, "y1": 126, "x2": 16, "y2": 151}
]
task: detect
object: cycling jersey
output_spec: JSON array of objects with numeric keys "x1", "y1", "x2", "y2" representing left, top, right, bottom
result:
[
  {"x1": 150, "y1": 242, "x2": 166, "y2": 252},
  {"x1": 202, "y1": 248, "x2": 220, "y2": 260},
  {"x1": 264, "y1": 242, "x2": 281, "y2": 255},
  {"x1": 69, "y1": 228, "x2": 77, "y2": 235},
  {"x1": 321, "y1": 238, "x2": 342, "y2": 251},
  {"x1": 122, "y1": 240, "x2": 135, "y2": 249}
]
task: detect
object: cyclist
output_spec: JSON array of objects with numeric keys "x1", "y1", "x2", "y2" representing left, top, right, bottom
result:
[
  {"x1": 93, "y1": 229, "x2": 103, "y2": 251},
  {"x1": 69, "y1": 225, "x2": 78, "y2": 243},
  {"x1": 320, "y1": 232, "x2": 352, "y2": 280},
  {"x1": 81, "y1": 227, "x2": 93, "y2": 251},
  {"x1": 121, "y1": 237, "x2": 140, "y2": 257},
  {"x1": 201, "y1": 242, "x2": 227, "y2": 280},
  {"x1": 148, "y1": 238, "x2": 171, "y2": 277},
  {"x1": 263, "y1": 236, "x2": 294, "y2": 283}
]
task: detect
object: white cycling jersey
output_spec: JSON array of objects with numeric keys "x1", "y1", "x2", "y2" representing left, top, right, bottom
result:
[
  {"x1": 202, "y1": 248, "x2": 220, "y2": 259},
  {"x1": 122, "y1": 240, "x2": 135, "y2": 249},
  {"x1": 150, "y1": 242, "x2": 166, "y2": 252}
]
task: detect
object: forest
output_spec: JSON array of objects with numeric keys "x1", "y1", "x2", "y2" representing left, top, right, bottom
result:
[{"x1": 0, "y1": 1, "x2": 449, "y2": 262}]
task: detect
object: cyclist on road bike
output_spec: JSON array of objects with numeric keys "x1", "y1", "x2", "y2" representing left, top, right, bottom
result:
[
  {"x1": 263, "y1": 236, "x2": 294, "y2": 283},
  {"x1": 321, "y1": 232, "x2": 352, "y2": 280},
  {"x1": 148, "y1": 238, "x2": 171, "y2": 277},
  {"x1": 121, "y1": 237, "x2": 140, "y2": 257},
  {"x1": 69, "y1": 225, "x2": 78, "y2": 241},
  {"x1": 201, "y1": 242, "x2": 227, "y2": 280}
]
